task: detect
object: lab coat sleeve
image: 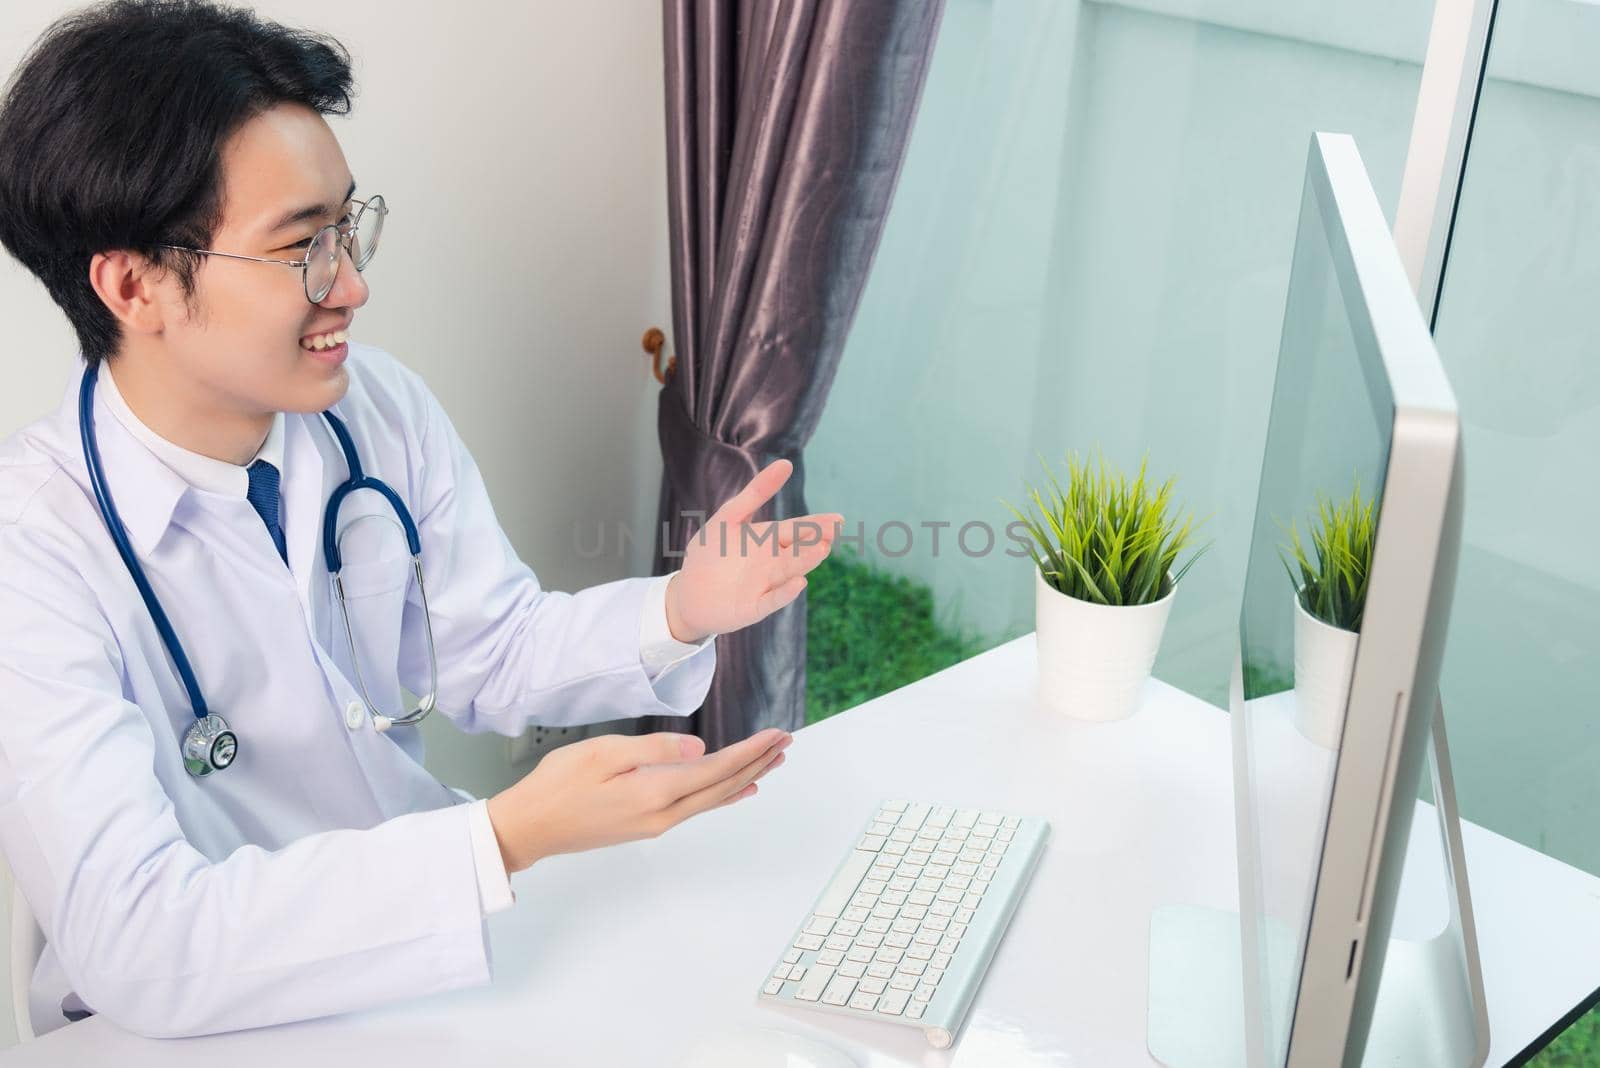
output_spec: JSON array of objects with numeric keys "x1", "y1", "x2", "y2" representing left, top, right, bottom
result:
[
  {"x1": 0, "y1": 522, "x2": 493, "y2": 1039},
  {"x1": 393, "y1": 374, "x2": 716, "y2": 735}
]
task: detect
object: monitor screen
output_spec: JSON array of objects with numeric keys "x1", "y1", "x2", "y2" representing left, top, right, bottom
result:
[{"x1": 1232, "y1": 169, "x2": 1398, "y2": 1062}]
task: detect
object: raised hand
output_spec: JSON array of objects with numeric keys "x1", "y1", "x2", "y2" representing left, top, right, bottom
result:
[{"x1": 664, "y1": 459, "x2": 842, "y2": 643}]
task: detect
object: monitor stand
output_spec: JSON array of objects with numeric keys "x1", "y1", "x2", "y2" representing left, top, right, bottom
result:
[{"x1": 1146, "y1": 699, "x2": 1489, "y2": 1066}]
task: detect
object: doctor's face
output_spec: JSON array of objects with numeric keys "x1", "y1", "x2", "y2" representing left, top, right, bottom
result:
[{"x1": 155, "y1": 102, "x2": 369, "y2": 416}]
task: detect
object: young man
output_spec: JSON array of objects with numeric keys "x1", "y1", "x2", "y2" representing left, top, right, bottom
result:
[{"x1": 0, "y1": 0, "x2": 838, "y2": 1039}]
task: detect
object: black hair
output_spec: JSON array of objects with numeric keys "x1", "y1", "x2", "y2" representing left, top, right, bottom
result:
[{"x1": 0, "y1": 0, "x2": 356, "y2": 366}]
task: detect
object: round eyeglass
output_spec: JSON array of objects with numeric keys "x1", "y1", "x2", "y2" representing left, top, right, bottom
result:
[{"x1": 157, "y1": 194, "x2": 387, "y2": 304}]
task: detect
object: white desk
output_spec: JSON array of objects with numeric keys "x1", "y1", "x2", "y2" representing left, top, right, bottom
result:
[{"x1": 5, "y1": 636, "x2": 1598, "y2": 1066}]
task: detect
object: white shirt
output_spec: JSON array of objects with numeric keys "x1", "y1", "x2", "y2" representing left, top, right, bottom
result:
[{"x1": 0, "y1": 343, "x2": 716, "y2": 1038}]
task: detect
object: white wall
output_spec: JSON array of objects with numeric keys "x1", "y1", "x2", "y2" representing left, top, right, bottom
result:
[{"x1": 0, "y1": 1, "x2": 671, "y2": 1046}]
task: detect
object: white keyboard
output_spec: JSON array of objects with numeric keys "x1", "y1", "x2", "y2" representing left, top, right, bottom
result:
[{"x1": 757, "y1": 799, "x2": 1050, "y2": 1049}]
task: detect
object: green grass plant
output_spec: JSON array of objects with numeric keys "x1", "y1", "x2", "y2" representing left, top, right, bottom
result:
[
  {"x1": 805, "y1": 548, "x2": 986, "y2": 724},
  {"x1": 1005, "y1": 451, "x2": 1206, "y2": 607},
  {"x1": 1281, "y1": 483, "x2": 1377, "y2": 632}
]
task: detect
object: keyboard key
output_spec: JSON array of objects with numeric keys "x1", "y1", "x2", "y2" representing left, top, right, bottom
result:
[
  {"x1": 889, "y1": 877, "x2": 915, "y2": 892},
  {"x1": 855, "y1": 931, "x2": 883, "y2": 949},
  {"x1": 795, "y1": 965, "x2": 833, "y2": 1002},
  {"x1": 843, "y1": 907, "x2": 870, "y2": 923},
  {"x1": 999, "y1": 829, "x2": 1016, "y2": 843},
  {"x1": 916, "y1": 877, "x2": 942, "y2": 893},
  {"x1": 859, "y1": 977, "x2": 888, "y2": 994},
  {"x1": 846, "y1": 946, "x2": 875, "y2": 964},
  {"x1": 900, "y1": 958, "x2": 926, "y2": 976},
  {"x1": 849, "y1": 992, "x2": 879, "y2": 1012},
  {"x1": 891, "y1": 917, "x2": 918, "y2": 934},
  {"x1": 989, "y1": 841, "x2": 1009, "y2": 857},
  {"x1": 927, "y1": 865, "x2": 951, "y2": 880},
  {"x1": 882, "y1": 800, "x2": 909, "y2": 813},
  {"x1": 824, "y1": 934, "x2": 852, "y2": 951},
  {"x1": 931, "y1": 952, "x2": 952, "y2": 969},
  {"x1": 907, "y1": 1001, "x2": 927, "y2": 1020},
  {"x1": 889, "y1": 827, "x2": 915, "y2": 843},
  {"x1": 817, "y1": 949, "x2": 844, "y2": 966},
  {"x1": 814, "y1": 850, "x2": 876, "y2": 918},
  {"x1": 890, "y1": 974, "x2": 918, "y2": 992},
  {"x1": 821, "y1": 975, "x2": 857, "y2": 1006},
  {"x1": 764, "y1": 978, "x2": 785, "y2": 995},
  {"x1": 804, "y1": 916, "x2": 835, "y2": 937},
  {"x1": 923, "y1": 916, "x2": 949, "y2": 933},
  {"x1": 867, "y1": 962, "x2": 896, "y2": 979},
  {"x1": 868, "y1": 821, "x2": 896, "y2": 837},
  {"x1": 926, "y1": 967, "x2": 945, "y2": 985},
  {"x1": 883, "y1": 841, "x2": 909, "y2": 856},
  {"x1": 834, "y1": 920, "x2": 861, "y2": 937},
  {"x1": 885, "y1": 932, "x2": 912, "y2": 949},
  {"x1": 954, "y1": 809, "x2": 978, "y2": 827},
  {"x1": 851, "y1": 894, "x2": 877, "y2": 911},
  {"x1": 930, "y1": 901, "x2": 957, "y2": 917},
  {"x1": 939, "y1": 935, "x2": 961, "y2": 953},
  {"x1": 914, "y1": 931, "x2": 940, "y2": 946},
  {"x1": 874, "y1": 947, "x2": 905, "y2": 964},
  {"x1": 947, "y1": 875, "x2": 971, "y2": 891},
  {"x1": 901, "y1": 904, "x2": 928, "y2": 920},
  {"x1": 878, "y1": 988, "x2": 911, "y2": 1015},
  {"x1": 928, "y1": 806, "x2": 954, "y2": 827},
  {"x1": 864, "y1": 917, "x2": 891, "y2": 934},
  {"x1": 906, "y1": 944, "x2": 935, "y2": 960},
  {"x1": 839, "y1": 960, "x2": 866, "y2": 979},
  {"x1": 914, "y1": 983, "x2": 937, "y2": 1002},
  {"x1": 898, "y1": 803, "x2": 930, "y2": 830},
  {"x1": 963, "y1": 892, "x2": 984, "y2": 910},
  {"x1": 790, "y1": 965, "x2": 807, "y2": 981},
  {"x1": 978, "y1": 812, "x2": 1002, "y2": 827},
  {"x1": 955, "y1": 908, "x2": 975, "y2": 923},
  {"x1": 795, "y1": 934, "x2": 824, "y2": 951},
  {"x1": 870, "y1": 904, "x2": 898, "y2": 919},
  {"x1": 859, "y1": 879, "x2": 887, "y2": 896},
  {"x1": 1003, "y1": 816, "x2": 1020, "y2": 829},
  {"x1": 949, "y1": 923, "x2": 968, "y2": 940},
  {"x1": 783, "y1": 948, "x2": 802, "y2": 964}
]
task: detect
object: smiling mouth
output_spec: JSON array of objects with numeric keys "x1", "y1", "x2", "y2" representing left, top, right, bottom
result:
[{"x1": 300, "y1": 329, "x2": 349, "y2": 352}]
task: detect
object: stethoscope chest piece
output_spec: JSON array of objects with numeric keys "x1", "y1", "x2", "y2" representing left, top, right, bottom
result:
[{"x1": 182, "y1": 713, "x2": 238, "y2": 776}]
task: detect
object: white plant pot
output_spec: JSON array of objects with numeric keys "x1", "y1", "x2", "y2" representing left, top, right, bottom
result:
[
  {"x1": 1034, "y1": 568, "x2": 1175, "y2": 722},
  {"x1": 1291, "y1": 593, "x2": 1359, "y2": 750}
]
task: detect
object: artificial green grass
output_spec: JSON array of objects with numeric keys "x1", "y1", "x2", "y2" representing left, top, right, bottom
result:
[
  {"x1": 805, "y1": 549, "x2": 986, "y2": 725},
  {"x1": 1530, "y1": 1005, "x2": 1600, "y2": 1066}
]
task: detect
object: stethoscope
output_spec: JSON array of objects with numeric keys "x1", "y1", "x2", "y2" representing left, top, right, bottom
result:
[{"x1": 78, "y1": 364, "x2": 440, "y2": 777}]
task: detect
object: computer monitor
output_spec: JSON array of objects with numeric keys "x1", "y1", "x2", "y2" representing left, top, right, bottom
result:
[{"x1": 1230, "y1": 132, "x2": 1483, "y2": 1066}]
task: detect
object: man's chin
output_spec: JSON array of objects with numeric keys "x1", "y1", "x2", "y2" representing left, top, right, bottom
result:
[{"x1": 277, "y1": 363, "x2": 349, "y2": 415}]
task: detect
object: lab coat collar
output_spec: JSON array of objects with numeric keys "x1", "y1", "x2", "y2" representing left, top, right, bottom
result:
[{"x1": 58, "y1": 362, "x2": 189, "y2": 558}]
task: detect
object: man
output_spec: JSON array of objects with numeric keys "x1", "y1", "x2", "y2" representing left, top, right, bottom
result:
[{"x1": 0, "y1": 0, "x2": 839, "y2": 1038}]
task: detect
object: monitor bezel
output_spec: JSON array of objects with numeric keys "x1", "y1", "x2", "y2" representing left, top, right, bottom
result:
[{"x1": 1231, "y1": 131, "x2": 1465, "y2": 1066}]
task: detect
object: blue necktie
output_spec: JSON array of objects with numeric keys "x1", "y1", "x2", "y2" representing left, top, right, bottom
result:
[{"x1": 246, "y1": 459, "x2": 288, "y2": 565}]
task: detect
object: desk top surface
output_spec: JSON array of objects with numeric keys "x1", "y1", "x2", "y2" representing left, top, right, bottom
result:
[{"x1": 7, "y1": 636, "x2": 1599, "y2": 1066}]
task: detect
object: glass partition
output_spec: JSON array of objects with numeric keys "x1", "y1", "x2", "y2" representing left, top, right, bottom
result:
[
  {"x1": 806, "y1": 0, "x2": 1433, "y2": 719},
  {"x1": 1428, "y1": 0, "x2": 1600, "y2": 1058}
]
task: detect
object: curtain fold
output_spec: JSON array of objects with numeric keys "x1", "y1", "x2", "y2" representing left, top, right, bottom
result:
[{"x1": 648, "y1": 0, "x2": 946, "y2": 750}]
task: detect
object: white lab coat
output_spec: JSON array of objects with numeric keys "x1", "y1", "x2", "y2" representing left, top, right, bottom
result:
[{"x1": 0, "y1": 343, "x2": 715, "y2": 1038}]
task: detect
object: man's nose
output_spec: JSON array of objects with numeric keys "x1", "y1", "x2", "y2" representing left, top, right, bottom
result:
[{"x1": 319, "y1": 243, "x2": 369, "y2": 309}]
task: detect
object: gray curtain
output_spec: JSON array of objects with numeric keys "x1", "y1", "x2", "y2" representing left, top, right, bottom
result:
[{"x1": 646, "y1": 0, "x2": 945, "y2": 751}]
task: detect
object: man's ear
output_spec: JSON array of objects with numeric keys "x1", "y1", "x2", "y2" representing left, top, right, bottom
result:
[{"x1": 88, "y1": 249, "x2": 170, "y2": 337}]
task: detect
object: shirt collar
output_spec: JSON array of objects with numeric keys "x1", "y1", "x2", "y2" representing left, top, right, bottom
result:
[{"x1": 98, "y1": 359, "x2": 287, "y2": 498}]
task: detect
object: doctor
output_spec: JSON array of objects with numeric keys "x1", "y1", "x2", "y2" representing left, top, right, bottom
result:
[{"x1": 0, "y1": 0, "x2": 840, "y2": 1039}]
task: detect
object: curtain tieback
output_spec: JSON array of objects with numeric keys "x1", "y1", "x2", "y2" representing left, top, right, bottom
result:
[
  {"x1": 641, "y1": 327, "x2": 677, "y2": 384},
  {"x1": 657, "y1": 385, "x2": 799, "y2": 526}
]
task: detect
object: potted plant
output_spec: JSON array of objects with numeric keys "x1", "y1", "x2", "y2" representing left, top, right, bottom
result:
[
  {"x1": 1280, "y1": 484, "x2": 1377, "y2": 749},
  {"x1": 1006, "y1": 451, "x2": 1206, "y2": 722}
]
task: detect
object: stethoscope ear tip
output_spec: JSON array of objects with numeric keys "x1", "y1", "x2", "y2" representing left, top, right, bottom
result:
[{"x1": 373, "y1": 714, "x2": 394, "y2": 733}]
